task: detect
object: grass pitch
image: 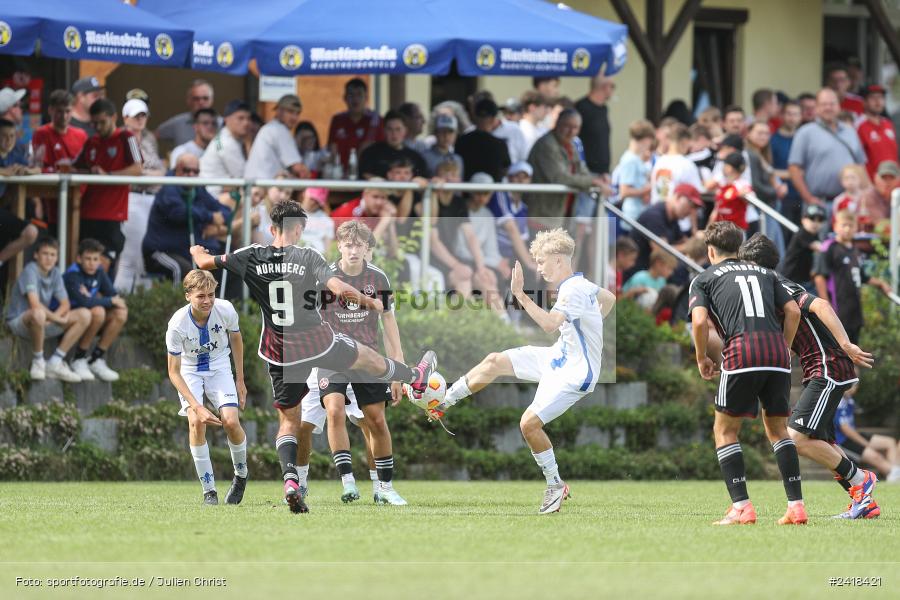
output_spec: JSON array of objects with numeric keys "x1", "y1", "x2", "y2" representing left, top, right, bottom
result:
[{"x1": 1, "y1": 480, "x2": 897, "y2": 599}]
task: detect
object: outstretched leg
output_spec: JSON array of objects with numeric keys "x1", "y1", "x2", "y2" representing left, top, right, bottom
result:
[{"x1": 440, "y1": 352, "x2": 516, "y2": 410}]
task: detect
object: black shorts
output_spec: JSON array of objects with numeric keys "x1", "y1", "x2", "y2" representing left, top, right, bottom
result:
[
  {"x1": 715, "y1": 369, "x2": 791, "y2": 418},
  {"x1": 267, "y1": 331, "x2": 359, "y2": 410},
  {"x1": 0, "y1": 207, "x2": 27, "y2": 246},
  {"x1": 318, "y1": 369, "x2": 392, "y2": 407},
  {"x1": 789, "y1": 377, "x2": 856, "y2": 442},
  {"x1": 840, "y1": 432, "x2": 871, "y2": 457},
  {"x1": 80, "y1": 219, "x2": 124, "y2": 262}
]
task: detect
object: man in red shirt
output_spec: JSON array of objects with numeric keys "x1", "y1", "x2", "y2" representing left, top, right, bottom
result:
[
  {"x1": 856, "y1": 84, "x2": 897, "y2": 181},
  {"x1": 826, "y1": 64, "x2": 864, "y2": 116},
  {"x1": 328, "y1": 78, "x2": 384, "y2": 170},
  {"x1": 331, "y1": 184, "x2": 396, "y2": 247},
  {"x1": 75, "y1": 98, "x2": 142, "y2": 273}
]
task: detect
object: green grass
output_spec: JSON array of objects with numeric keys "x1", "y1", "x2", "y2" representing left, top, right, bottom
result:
[{"x1": 0, "y1": 481, "x2": 897, "y2": 599}]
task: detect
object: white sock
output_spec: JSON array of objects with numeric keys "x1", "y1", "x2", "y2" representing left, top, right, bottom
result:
[
  {"x1": 369, "y1": 469, "x2": 379, "y2": 491},
  {"x1": 48, "y1": 348, "x2": 65, "y2": 366},
  {"x1": 444, "y1": 376, "x2": 472, "y2": 406},
  {"x1": 733, "y1": 499, "x2": 751, "y2": 509},
  {"x1": 227, "y1": 437, "x2": 248, "y2": 478},
  {"x1": 788, "y1": 499, "x2": 804, "y2": 507},
  {"x1": 341, "y1": 473, "x2": 356, "y2": 485},
  {"x1": 190, "y1": 443, "x2": 216, "y2": 493},
  {"x1": 888, "y1": 466, "x2": 900, "y2": 481},
  {"x1": 532, "y1": 448, "x2": 561, "y2": 486},
  {"x1": 849, "y1": 469, "x2": 866, "y2": 486},
  {"x1": 296, "y1": 464, "x2": 310, "y2": 487},
  {"x1": 33, "y1": 352, "x2": 43, "y2": 361}
]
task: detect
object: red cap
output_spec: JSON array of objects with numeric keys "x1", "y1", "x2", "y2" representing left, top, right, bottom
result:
[
  {"x1": 863, "y1": 84, "x2": 886, "y2": 97},
  {"x1": 672, "y1": 183, "x2": 703, "y2": 207}
]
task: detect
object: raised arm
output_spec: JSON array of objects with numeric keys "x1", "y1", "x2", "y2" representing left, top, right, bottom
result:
[
  {"x1": 808, "y1": 297, "x2": 874, "y2": 369},
  {"x1": 511, "y1": 261, "x2": 565, "y2": 333},
  {"x1": 190, "y1": 245, "x2": 218, "y2": 270}
]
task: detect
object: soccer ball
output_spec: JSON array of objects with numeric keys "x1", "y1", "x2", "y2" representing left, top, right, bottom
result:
[{"x1": 404, "y1": 372, "x2": 447, "y2": 413}]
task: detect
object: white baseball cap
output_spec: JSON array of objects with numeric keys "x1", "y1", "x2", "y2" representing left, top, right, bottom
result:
[
  {"x1": 122, "y1": 98, "x2": 149, "y2": 118},
  {"x1": 0, "y1": 87, "x2": 26, "y2": 114},
  {"x1": 508, "y1": 161, "x2": 533, "y2": 177}
]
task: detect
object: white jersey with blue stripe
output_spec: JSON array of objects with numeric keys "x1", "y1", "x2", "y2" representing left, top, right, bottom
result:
[
  {"x1": 166, "y1": 300, "x2": 240, "y2": 373},
  {"x1": 549, "y1": 273, "x2": 603, "y2": 391}
]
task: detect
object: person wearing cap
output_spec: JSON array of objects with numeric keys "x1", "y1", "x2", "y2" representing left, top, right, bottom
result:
[
  {"x1": 518, "y1": 91, "x2": 549, "y2": 156},
  {"x1": 422, "y1": 113, "x2": 463, "y2": 177},
  {"x1": 0, "y1": 87, "x2": 26, "y2": 133},
  {"x1": 455, "y1": 98, "x2": 511, "y2": 184},
  {"x1": 788, "y1": 88, "x2": 865, "y2": 208},
  {"x1": 245, "y1": 94, "x2": 310, "y2": 180},
  {"x1": 199, "y1": 100, "x2": 251, "y2": 199},
  {"x1": 575, "y1": 73, "x2": 614, "y2": 179},
  {"x1": 122, "y1": 98, "x2": 164, "y2": 181},
  {"x1": 501, "y1": 97, "x2": 523, "y2": 123},
  {"x1": 0, "y1": 117, "x2": 39, "y2": 277},
  {"x1": 297, "y1": 187, "x2": 334, "y2": 254},
  {"x1": 69, "y1": 77, "x2": 105, "y2": 136},
  {"x1": 358, "y1": 110, "x2": 428, "y2": 179},
  {"x1": 850, "y1": 160, "x2": 897, "y2": 232},
  {"x1": 170, "y1": 108, "x2": 219, "y2": 169},
  {"x1": 856, "y1": 84, "x2": 897, "y2": 181},
  {"x1": 156, "y1": 79, "x2": 217, "y2": 148},
  {"x1": 327, "y1": 78, "x2": 385, "y2": 171},
  {"x1": 779, "y1": 204, "x2": 826, "y2": 289},
  {"x1": 487, "y1": 162, "x2": 537, "y2": 276},
  {"x1": 630, "y1": 183, "x2": 703, "y2": 274}
]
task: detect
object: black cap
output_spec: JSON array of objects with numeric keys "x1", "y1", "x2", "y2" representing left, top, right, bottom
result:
[
  {"x1": 223, "y1": 99, "x2": 250, "y2": 117},
  {"x1": 72, "y1": 76, "x2": 103, "y2": 95},
  {"x1": 723, "y1": 151, "x2": 745, "y2": 172},
  {"x1": 474, "y1": 98, "x2": 499, "y2": 119},
  {"x1": 721, "y1": 134, "x2": 744, "y2": 151},
  {"x1": 803, "y1": 204, "x2": 827, "y2": 221}
]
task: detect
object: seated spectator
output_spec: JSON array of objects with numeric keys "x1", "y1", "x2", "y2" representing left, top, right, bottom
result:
[
  {"x1": 428, "y1": 160, "x2": 479, "y2": 296},
  {"x1": 488, "y1": 162, "x2": 537, "y2": 277},
  {"x1": 835, "y1": 384, "x2": 900, "y2": 482},
  {"x1": 613, "y1": 237, "x2": 639, "y2": 295},
  {"x1": 650, "y1": 123, "x2": 703, "y2": 205},
  {"x1": 295, "y1": 121, "x2": 327, "y2": 174},
  {"x1": 385, "y1": 157, "x2": 428, "y2": 236},
  {"x1": 331, "y1": 182, "x2": 398, "y2": 253},
  {"x1": 778, "y1": 204, "x2": 825, "y2": 289},
  {"x1": 455, "y1": 99, "x2": 511, "y2": 183},
  {"x1": 831, "y1": 164, "x2": 871, "y2": 228},
  {"x1": 611, "y1": 119, "x2": 654, "y2": 227},
  {"x1": 69, "y1": 77, "x2": 103, "y2": 136},
  {"x1": 245, "y1": 94, "x2": 310, "y2": 180},
  {"x1": 5, "y1": 238, "x2": 90, "y2": 382},
  {"x1": 328, "y1": 78, "x2": 384, "y2": 170},
  {"x1": 709, "y1": 152, "x2": 754, "y2": 231},
  {"x1": 200, "y1": 100, "x2": 251, "y2": 199},
  {"x1": 431, "y1": 100, "x2": 472, "y2": 138},
  {"x1": 297, "y1": 187, "x2": 334, "y2": 253},
  {"x1": 397, "y1": 102, "x2": 428, "y2": 154},
  {"x1": 652, "y1": 284, "x2": 682, "y2": 326},
  {"x1": 169, "y1": 108, "x2": 218, "y2": 168},
  {"x1": 63, "y1": 238, "x2": 127, "y2": 382},
  {"x1": 74, "y1": 99, "x2": 143, "y2": 275},
  {"x1": 0, "y1": 118, "x2": 38, "y2": 191},
  {"x1": 847, "y1": 160, "x2": 895, "y2": 232},
  {"x1": 630, "y1": 183, "x2": 703, "y2": 274},
  {"x1": 142, "y1": 154, "x2": 228, "y2": 283},
  {"x1": 422, "y1": 114, "x2": 464, "y2": 177},
  {"x1": 359, "y1": 110, "x2": 427, "y2": 179},
  {"x1": 622, "y1": 250, "x2": 677, "y2": 309}
]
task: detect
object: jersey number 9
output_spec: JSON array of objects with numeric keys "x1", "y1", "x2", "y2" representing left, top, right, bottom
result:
[{"x1": 269, "y1": 281, "x2": 295, "y2": 326}]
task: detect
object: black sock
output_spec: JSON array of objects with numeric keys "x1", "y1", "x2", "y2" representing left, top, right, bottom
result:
[
  {"x1": 378, "y1": 358, "x2": 416, "y2": 384},
  {"x1": 833, "y1": 474, "x2": 853, "y2": 491},
  {"x1": 834, "y1": 456, "x2": 858, "y2": 484},
  {"x1": 332, "y1": 450, "x2": 353, "y2": 476},
  {"x1": 716, "y1": 443, "x2": 749, "y2": 503},
  {"x1": 773, "y1": 439, "x2": 803, "y2": 501},
  {"x1": 375, "y1": 455, "x2": 394, "y2": 483},
  {"x1": 275, "y1": 435, "x2": 299, "y2": 483},
  {"x1": 74, "y1": 347, "x2": 89, "y2": 361},
  {"x1": 89, "y1": 347, "x2": 106, "y2": 363}
]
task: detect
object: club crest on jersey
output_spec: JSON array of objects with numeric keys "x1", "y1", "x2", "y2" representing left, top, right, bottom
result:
[
  {"x1": 363, "y1": 284, "x2": 376, "y2": 296},
  {"x1": 318, "y1": 377, "x2": 329, "y2": 389},
  {"x1": 212, "y1": 323, "x2": 223, "y2": 334},
  {"x1": 107, "y1": 146, "x2": 117, "y2": 158}
]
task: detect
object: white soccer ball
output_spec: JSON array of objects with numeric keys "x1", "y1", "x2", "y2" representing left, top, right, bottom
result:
[{"x1": 405, "y1": 372, "x2": 447, "y2": 412}]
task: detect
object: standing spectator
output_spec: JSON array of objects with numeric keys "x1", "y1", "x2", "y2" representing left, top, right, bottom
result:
[
  {"x1": 745, "y1": 120, "x2": 787, "y2": 254},
  {"x1": 501, "y1": 97, "x2": 523, "y2": 122},
  {"x1": 431, "y1": 100, "x2": 472, "y2": 137},
  {"x1": 122, "y1": 99, "x2": 164, "y2": 179},
  {"x1": 245, "y1": 94, "x2": 309, "y2": 180},
  {"x1": 199, "y1": 100, "x2": 251, "y2": 199},
  {"x1": 722, "y1": 105, "x2": 746, "y2": 136},
  {"x1": 825, "y1": 64, "x2": 865, "y2": 117},
  {"x1": 358, "y1": 110, "x2": 428, "y2": 179},
  {"x1": 533, "y1": 76, "x2": 560, "y2": 130},
  {"x1": 455, "y1": 99, "x2": 511, "y2": 183},
  {"x1": 770, "y1": 100, "x2": 803, "y2": 233},
  {"x1": 170, "y1": 108, "x2": 218, "y2": 169},
  {"x1": 297, "y1": 187, "x2": 334, "y2": 253},
  {"x1": 750, "y1": 88, "x2": 779, "y2": 130},
  {"x1": 295, "y1": 121, "x2": 327, "y2": 174},
  {"x1": 611, "y1": 119, "x2": 654, "y2": 226},
  {"x1": 156, "y1": 79, "x2": 217, "y2": 148},
  {"x1": 142, "y1": 153, "x2": 227, "y2": 283},
  {"x1": 422, "y1": 114, "x2": 463, "y2": 177},
  {"x1": 856, "y1": 84, "x2": 897, "y2": 181},
  {"x1": 397, "y1": 102, "x2": 428, "y2": 154},
  {"x1": 576, "y1": 74, "x2": 614, "y2": 177},
  {"x1": 797, "y1": 92, "x2": 817, "y2": 124},
  {"x1": 31, "y1": 90, "x2": 86, "y2": 174},
  {"x1": 814, "y1": 211, "x2": 892, "y2": 344},
  {"x1": 709, "y1": 152, "x2": 752, "y2": 231},
  {"x1": 74, "y1": 99, "x2": 143, "y2": 274},
  {"x1": 697, "y1": 106, "x2": 724, "y2": 141},
  {"x1": 650, "y1": 123, "x2": 703, "y2": 204},
  {"x1": 687, "y1": 124, "x2": 716, "y2": 184},
  {"x1": 788, "y1": 88, "x2": 865, "y2": 209},
  {"x1": 527, "y1": 108, "x2": 605, "y2": 228},
  {"x1": 69, "y1": 77, "x2": 104, "y2": 135},
  {"x1": 630, "y1": 183, "x2": 702, "y2": 273},
  {"x1": 850, "y1": 160, "x2": 895, "y2": 232},
  {"x1": 518, "y1": 91, "x2": 549, "y2": 155},
  {"x1": 778, "y1": 204, "x2": 825, "y2": 289},
  {"x1": 328, "y1": 78, "x2": 384, "y2": 170}
]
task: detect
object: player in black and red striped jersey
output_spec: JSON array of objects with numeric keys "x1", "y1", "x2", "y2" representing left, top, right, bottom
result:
[
  {"x1": 737, "y1": 233, "x2": 881, "y2": 520},
  {"x1": 190, "y1": 200, "x2": 436, "y2": 514},
  {"x1": 689, "y1": 222, "x2": 803, "y2": 526}
]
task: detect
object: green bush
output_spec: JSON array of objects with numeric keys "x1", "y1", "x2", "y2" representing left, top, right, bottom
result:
[
  {"x1": 857, "y1": 287, "x2": 900, "y2": 422},
  {"x1": 613, "y1": 299, "x2": 665, "y2": 367},
  {"x1": 92, "y1": 400, "x2": 182, "y2": 450},
  {"x1": 0, "y1": 400, "x2": 80, "y2": 446},
  {"x1": 111, "y1": 368, "x2": 163, "y2": 403},
  {"x1": 123, "y1": 283, "x2": 187, "y2": 370}
]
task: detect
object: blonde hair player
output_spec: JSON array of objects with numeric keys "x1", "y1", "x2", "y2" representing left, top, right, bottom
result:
[
  {"x1": 435, "y1": 228, "x2": 615, "y2": 514},
  {"x1": 165, "y1": 270, "x2": 248, "y2": 505}
]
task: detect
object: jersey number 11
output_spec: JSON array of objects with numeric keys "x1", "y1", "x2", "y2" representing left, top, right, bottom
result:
[{"x1": 735, "y1": 275, "x2": 765, "y2": 318}]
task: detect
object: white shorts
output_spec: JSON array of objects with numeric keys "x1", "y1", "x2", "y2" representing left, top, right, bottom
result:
[
  {"x1": 504, "y1": 345, "x2": 594, "y2": 425},
  {"x1": 300, "y1": 369, "x2": 364, "y2": 434},
  {"x1": 177, "y1": 369, "x2": 239, "y2": 416}
]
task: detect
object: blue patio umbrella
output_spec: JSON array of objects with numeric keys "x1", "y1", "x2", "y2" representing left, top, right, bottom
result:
[{"x1": 0, "y1": 0, "x2": 193, "y2": 67}]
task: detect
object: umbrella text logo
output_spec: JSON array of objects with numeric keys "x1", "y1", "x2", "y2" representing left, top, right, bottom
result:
[
  {"x1": 217, "y1": 43, "x2": 235, "y2": 68},
  {"x1": 0, "y1": 22, "x2": 11, "y2": 48},
  {"x1": 403, "y1": 44, "x2": 428, "y2": 69},
  {"x1": 476, "y1": 45, "x2": 496, "y2": 70},
  {"x1": 571, "y1": 48, "x2": 590, "y2": 73},
  {"x1": 64, "y1": 27, "x2": 82, "y2": 53},
  {"x1": 280, "y1": 45, "x2": 304, "y2": 70},
  {"x1": 155, "y1": 34, "x2": 174, "y2": 60}
]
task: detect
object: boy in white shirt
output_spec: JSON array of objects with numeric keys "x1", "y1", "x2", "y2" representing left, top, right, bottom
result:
[{"x1": 166, "y1": 270, "x2": 248, "y2": 505}]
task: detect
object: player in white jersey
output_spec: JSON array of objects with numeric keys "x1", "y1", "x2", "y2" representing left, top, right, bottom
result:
[
  {"x1": 166, "y1": 270, "x2": 249, "y2": 505},
  {"x1": 436, "y1": 228, "x2": 615, "y2": 514}
]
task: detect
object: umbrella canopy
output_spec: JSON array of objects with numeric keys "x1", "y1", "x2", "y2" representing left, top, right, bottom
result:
[{"x1": 0, "y1": 0, "x2": 193, "y2": 67}]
